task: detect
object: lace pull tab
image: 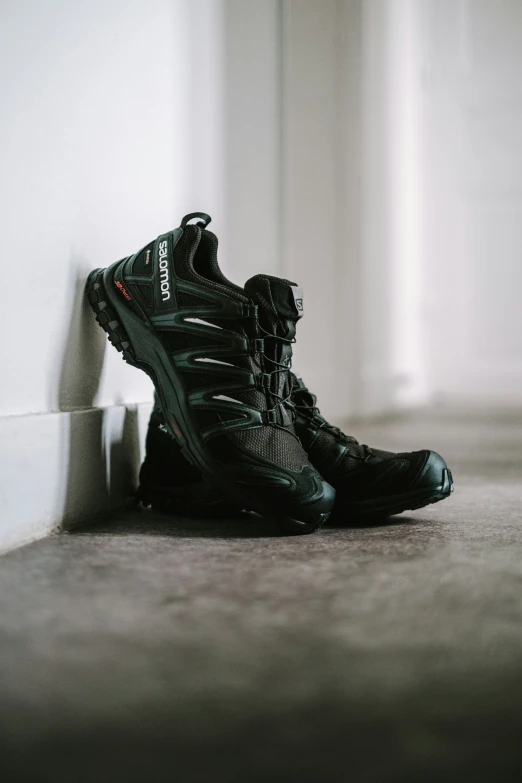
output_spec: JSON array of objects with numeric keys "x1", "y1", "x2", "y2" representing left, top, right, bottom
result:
[{"x1": 280, "y1": 404, "x2": 293, "y2": 427}]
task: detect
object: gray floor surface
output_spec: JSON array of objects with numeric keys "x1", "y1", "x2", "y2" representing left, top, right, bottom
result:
[{"x1": 1, "y1": 406, "x2": 522, "y2": 782}]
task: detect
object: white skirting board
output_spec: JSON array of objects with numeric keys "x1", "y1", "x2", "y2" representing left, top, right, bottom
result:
[{"x1": 0, "y1": 403, "x2": 152, "y2": 555}]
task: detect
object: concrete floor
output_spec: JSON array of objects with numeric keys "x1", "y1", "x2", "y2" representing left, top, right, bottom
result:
[{"x1": 1, "y1": 406, "x2": 522, "y2": 783}]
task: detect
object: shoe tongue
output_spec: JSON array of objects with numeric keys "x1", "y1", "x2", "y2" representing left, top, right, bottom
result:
[
  {"x1": 244, "y1": 274, "x2": 303, "y2": 337},
  {"x1": 244, "y1": 274, "x2": 304, "y2": 406}
]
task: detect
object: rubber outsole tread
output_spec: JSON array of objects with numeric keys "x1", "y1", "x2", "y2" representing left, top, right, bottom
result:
[
  {"x1": 86, "y1": 269, "x2": 138, "y2": 367},
  {"x1": 138, "y1": 485, "x2": 326, "y2": 534},
  {"x1": 136, "y1": 485, "x2": 245, "y2": 519},
  {"x1": 87, "y1": 270, "x2": 198, "y2": 473}
]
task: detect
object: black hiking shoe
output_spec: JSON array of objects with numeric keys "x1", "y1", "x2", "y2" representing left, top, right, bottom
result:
[
  {"x1": 138, "y1": 376, "x2": 454, "y2": 523},
  {"x1": 87, "y1": 212, "x2": 334, "y2": 534},
  {"x1": 291, "y1": 375, "x2": 454, "y2": 521}
]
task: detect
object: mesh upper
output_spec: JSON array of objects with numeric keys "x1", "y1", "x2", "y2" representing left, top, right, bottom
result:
[
  {"x1": 135, "y1": 282, "x2": 154, "y2": 309},
  {"x1": 177, "y1": 291, "x2": 211, "y2": 308},
  {"x1": 209, "y1": 426, "x2": 310, "y2": 472}
]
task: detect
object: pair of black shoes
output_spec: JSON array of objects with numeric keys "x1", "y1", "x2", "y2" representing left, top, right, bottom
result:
[{"x1": 87, "y1": 212, "x2": 453, "y2": 534}]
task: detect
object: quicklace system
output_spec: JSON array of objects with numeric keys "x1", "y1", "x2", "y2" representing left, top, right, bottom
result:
[
  {"x1": 156, "y1": 285, "x2": 300, "y2": 442},
  {"x1": 254, "y1": 320, "x2": 296, "y2": 428},
  {"x1": 291, "y1": 376, "x2": 371, "y2": 457}
]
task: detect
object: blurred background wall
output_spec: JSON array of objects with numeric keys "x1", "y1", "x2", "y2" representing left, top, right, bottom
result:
[{"x1": 1, "y1": 0, "x2": 521, "y2": 550}]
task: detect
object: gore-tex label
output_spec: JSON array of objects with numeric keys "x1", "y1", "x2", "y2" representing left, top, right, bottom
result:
[{"x1": 290, "y1": 285, "x2": 304, "y2": 317}]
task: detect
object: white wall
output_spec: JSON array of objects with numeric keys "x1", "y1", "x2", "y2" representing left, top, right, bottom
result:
[
  {"x1": 280, "y1": 0, "x2": 340, "y2": 411},
  {"x1": 332, "y1": 0, "x2": 522, "y2": 411},
  {"x1": 222, "y1": 0, "x2": 282, "y2": 282},
  {"x1": 0, "y1": 0, "x2": 191, "y2": 551},
  {"x1": 0, "y1": 0, "x2": 181, "y2": 416},
  {"x1": 420, "y1": 0, "x2": 522, "y2": 403},
  {"x1": 279, "y1": 0, "x2": 429, "y2": 418}
]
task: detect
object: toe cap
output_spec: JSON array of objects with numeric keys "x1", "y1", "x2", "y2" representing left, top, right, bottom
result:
[{"x1": 413, "y1": 450, "x2": 449, "y2": 489}]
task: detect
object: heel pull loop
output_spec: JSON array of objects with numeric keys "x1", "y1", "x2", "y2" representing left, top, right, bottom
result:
[{"x1": 181, "y1": 212, "x2": 212, "y2": 229}]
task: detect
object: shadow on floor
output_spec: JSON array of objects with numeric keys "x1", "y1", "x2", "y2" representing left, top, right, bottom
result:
[
  {"x1": 334, "y1": 513, "x2": 423, "y2": 529},
  {"x1": 71, "y1": 507, "x2": 283, "y2": 539},
  {"x1": 69, "y1": 504, "x2": 425, "y2": 541}
]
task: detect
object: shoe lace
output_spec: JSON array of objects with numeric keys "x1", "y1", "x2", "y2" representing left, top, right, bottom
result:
[
  {"x1": 255, "y1": 321, "x2": 296, "y2": 416},
  {"x1": 292, "y1": 381, "x2": 372, "y2": 456}
]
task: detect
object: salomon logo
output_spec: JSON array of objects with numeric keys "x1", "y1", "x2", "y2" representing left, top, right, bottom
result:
[
  {"x1": 290, "y1": 285, "x2": 304, "y2": 317},
  {"x1": 158, "y1": 240, "x2": 170, "y2": 301}
]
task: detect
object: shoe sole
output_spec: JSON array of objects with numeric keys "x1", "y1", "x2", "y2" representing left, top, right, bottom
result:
[
  {"x1": 136, "y1": 481, "x2": 245, "y2": 519},
  {"x1": 138, "y1": 468, "x2": 454, "y2": 524},
  {"x1": 333, "y1": 468, "x2": 454, "y2": 522},
  {"x1": 86, "y1": 266, "x2": 330, "y2": 535}
]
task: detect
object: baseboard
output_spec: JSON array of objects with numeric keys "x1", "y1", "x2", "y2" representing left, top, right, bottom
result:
[{"x1": 0, "y1": 403, "x2": 152, "y2": 555}]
